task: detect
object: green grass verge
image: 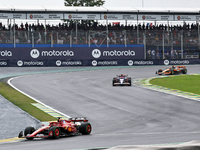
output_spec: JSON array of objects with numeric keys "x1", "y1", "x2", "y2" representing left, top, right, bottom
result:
[
  {"x1": 149, "y1": 75, "x2": 200, "y2": 95},
  {"x1": 0, "y1": 81, "x2": 56, "y2": 122}
]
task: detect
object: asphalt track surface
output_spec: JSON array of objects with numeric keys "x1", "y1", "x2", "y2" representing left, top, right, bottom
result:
[{"x1": 1, "y1": 65, "x2": 200, "y2": 150}]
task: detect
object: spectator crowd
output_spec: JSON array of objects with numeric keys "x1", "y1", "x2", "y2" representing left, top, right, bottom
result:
[{"x1": 0, "y1": 21, "x2": 199, "y2": 59}]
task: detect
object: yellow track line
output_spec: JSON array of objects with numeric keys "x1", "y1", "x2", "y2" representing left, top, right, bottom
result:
[{"x1": 0, "y1": 137, "x2": 23, "y2": 143}]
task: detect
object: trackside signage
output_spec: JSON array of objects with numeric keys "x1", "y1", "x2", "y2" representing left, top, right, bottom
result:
[
  {"x1": 0, "y1": 47, "x2": 144, "y2": 60},
  {"x1": 1, "y1": 58, "x2": 200, "y2": 67},
  {"x1": 2, "y1": 46, "x2": 199, "y2": 67}
]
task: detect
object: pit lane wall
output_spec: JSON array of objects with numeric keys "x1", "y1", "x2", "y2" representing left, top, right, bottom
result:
[{"x1": 0, "y1": 46, "x2": 199, "y2": 67}]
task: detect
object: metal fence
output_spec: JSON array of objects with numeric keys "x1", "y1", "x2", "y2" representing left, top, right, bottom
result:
[{"x1": 0, "y1": 29, "x2": 199, "y2": 59}]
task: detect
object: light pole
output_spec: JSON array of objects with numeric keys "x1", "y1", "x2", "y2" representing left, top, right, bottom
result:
[{"x1": 142, "y1": 0, "x2": 144, "y2": 7}]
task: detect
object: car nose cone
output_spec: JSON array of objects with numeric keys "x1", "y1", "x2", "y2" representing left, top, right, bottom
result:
[{"x1": 120, "y1": 79, "x2": 124, "y2": 84}]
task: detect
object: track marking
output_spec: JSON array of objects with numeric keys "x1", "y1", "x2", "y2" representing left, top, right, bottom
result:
[
  {"x1": 31, "y1": 103, "x2": 69, "y2": 120},
  {"x1": 134, "y1": 74, "x2": 200, "y2": 102},
  {"x1": 7, "y1": 76, "x2": 71, "y2": 119},
  {"x1": 0, "y1": 137, "x2": 22, "y2": 143},
  {"x1": 94, "y1": 131, "x2": 200, "y2": 137}
]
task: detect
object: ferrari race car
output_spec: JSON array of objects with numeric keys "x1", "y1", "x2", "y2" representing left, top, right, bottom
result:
[
  {"x1": 156, "y1": 66, "x2": 187, "y2": 75},
  {"x1": 18, "y1": 117, "x2": 92, "y2": 140},
  {"x1": 112, "y1": 74, "x2": 132, "y2": 86}
]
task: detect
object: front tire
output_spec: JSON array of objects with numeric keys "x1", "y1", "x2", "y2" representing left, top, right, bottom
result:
[
  {"x1": 24, "y1": 126, "x2": 35, "y2": 140},
  {"x1": 112, "y1": 78, "x2": 116, "y2": 86},
  {"x1": 128, "y1": 78, "x2": 132, "y2": 86},
  {"x1": 79, "y1": 122, "x2": 92, "y2": 135}
]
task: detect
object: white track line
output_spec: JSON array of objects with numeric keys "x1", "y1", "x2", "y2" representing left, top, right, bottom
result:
[{"x1": 7, "y1": 76, "x2": 71, "y2": 119}]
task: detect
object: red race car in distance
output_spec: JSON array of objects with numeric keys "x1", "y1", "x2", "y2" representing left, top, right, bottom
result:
[
  {"x1": 18, "y1": 117, "x2": 92, "y2": 140},
  {"x1": 156, "y1": 66, "x2": 187, "y2": 75}
]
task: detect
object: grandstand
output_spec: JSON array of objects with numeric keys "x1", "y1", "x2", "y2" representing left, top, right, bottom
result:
[{"x1": 0, "y1": 6, "x2": 199, "y2": 61}]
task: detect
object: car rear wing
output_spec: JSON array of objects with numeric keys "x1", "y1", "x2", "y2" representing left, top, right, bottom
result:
[
  {"x1": 68, "y1": 117, "x2": 88, "y2": 122},
  {"x1": 177, "y1": 66, "x2": 186, "y2": 68}
]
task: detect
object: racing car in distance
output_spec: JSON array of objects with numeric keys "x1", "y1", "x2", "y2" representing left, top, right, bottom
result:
[
  {"x1": 112, "y1": 74, "x2": 131, "y2": 86},
  {"x1": 156, "y1": 66, "x2": 187, "y2": 75},
  {"x1": 18, "y1": 117, "x2": 92, "y2": 140}
]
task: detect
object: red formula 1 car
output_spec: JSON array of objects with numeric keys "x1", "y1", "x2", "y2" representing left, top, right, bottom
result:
[
  {"x1": 112, "y1": 74, "x2": 132, "y2": 86},
  {"x1": 156, "y1": 66, "x2": 187, "y2": 75},
  {"x1": 18, "y1": 117, "x2": 92, "y2": 140}
]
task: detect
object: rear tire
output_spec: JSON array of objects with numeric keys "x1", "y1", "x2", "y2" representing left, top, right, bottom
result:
[
  {"x1": 182, "y1": 69, "x2": 187, "y2": 74},
  {"x1": 48, "y1": 126, "x2": 61, "y2": 139},
  {"x1": 171, "y1": 69, "x2": 174, "y2": 75},
  {"x1": 79, "y1": 122, "x2": 92, "y2": 135},
  {"x1": 24, "y1": 126, "x2": 35, "y2": 140}
]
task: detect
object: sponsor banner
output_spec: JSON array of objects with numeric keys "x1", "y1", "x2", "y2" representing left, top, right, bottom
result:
[
  {"x1": 139, "y1": 15, "x2": 173, "y2": 21},
  {"x1": 0, "y1": 47, "x2": 144, "y2": 60},
  {"x1": 175, "y1": 15, "x2": 196, "y2": 21},
  {"x1": 91, "y1": 47, "x2": 144, "y2": 60},
  {"x1": 91, "y1": 60, "x2": 118, "y2": 66},
  {"x1": 17, "y1": 60, "x2": 45, "y2": 67},
  {"x1": 0, "y1": 13, "x2": 26, "y2": 19},
  {"x1": 101, "y1": 14, "x2": 137, "y2": 20},
  {"x1": 128, "y1": 59, "x2": 200, "y2": 66},
  {"x1": 27, "y1": 14, "x2": 63, "y2": 20},
  {"x1": 0, "y1": 60, "x2": 9, "y2": 66},
  {"x1": 4, "y1": 58, "x2": 200, "y2": 67},
  {"x1": 127, "y1": 60, "x2": 154, "y2": 66},
  {"x1": 65, "y1": 14, "x2": 100, "y2": 20},
  {"x1": 162, "y1": 59, "x2": 196, "y2": 65},
  {"x1": 196, "y1": 16, "x2": 200, "y2": 21},
  {"x1": 138, "y1": 14, "x2": 174, "y2": 21},
  {"x1": 1, "y1": 13, "x2": 200, "y2": 21},
  {"x1": 55, "y1": 60, "x2": 83, "y2": 66}
]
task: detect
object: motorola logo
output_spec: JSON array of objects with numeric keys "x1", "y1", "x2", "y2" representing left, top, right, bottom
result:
[
  {"x1": 30, "y1": 49, "x2": 40, "y2": 59},
  {"x1": 92, "y1": 49, "x2": 101, "y2": 58},
  {"x1": 164, "y1": 60, "x2": 169, "y2": 65},
  {"x1": 17, "y1": 60, "x2": 23, "y2": 66},
  {"x1": 92, "y1": 60, "x2": 98, "y2": 66},
  {"x1": 128, "y1": 60, "x2": 133, "y2": 66},
  {"x1": 92, "y1": 49, "x2": 135, "y2": 58},
  {"x1": 56, "y1": 60, "x2": 62, "y2": 66}
]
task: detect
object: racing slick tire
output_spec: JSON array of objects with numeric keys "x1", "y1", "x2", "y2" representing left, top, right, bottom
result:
[
  {"x1": 48, "y1": 126, "x2": 61, "y2": 139},
  {"x1": 128, "y1": 78, "x2": 132, "y2": 86},
  {"x1": 79, "y1": 122, "x2": 92, "y2": 135},
  {"x1": 157, "y1": 69, "x2": 162, "y2": 75},
  {"x1": 112, "y1": 78, "x2": 117, "y2": 86},
  {"x1": 24, "y1": 126, "x2": 35, "y2": 140},
  {"x1": 182, "y1": 69, "x2": 187, "y2": 74},
  {"x1": 171, "y1": 69, "x2": 174, "y2": 75},
  {"x1": 112, "y1": 80, "x2": 116, "y2": 86}
]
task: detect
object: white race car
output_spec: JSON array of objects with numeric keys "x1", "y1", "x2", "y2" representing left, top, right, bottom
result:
[{"x1": 112, "y1": 74, "x2": 131, "y2": 86}]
